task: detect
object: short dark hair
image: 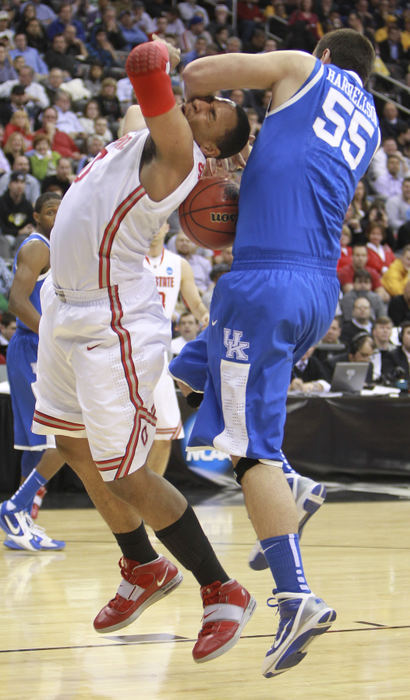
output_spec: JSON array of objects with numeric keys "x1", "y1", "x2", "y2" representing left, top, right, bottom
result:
[
  {"x1": 1, "y1": 311, "x2": 16, "y2": 327},
  {"x1": 354, "y1": 269, "x2": 371, "y2": 282},
  {"x1": 314, "y1": 29, "x2": 375, "y2": 85},
  {"x1": 349, "y1": 331, "x2": 372, "y2": 355},
  {"x1": 373, "y1": 315, "x2": 393, "y2": 327},
  {"x1": 34, "y1": 192, "x2": 61, "y2": 213},
  {"x1": 216, "y1": 104, "x2": 250, "y2": 160}
]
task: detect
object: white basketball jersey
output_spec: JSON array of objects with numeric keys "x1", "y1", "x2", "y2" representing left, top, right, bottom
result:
[
  {"x1": 143, "y1": 248, "x2": 182, "y2": 319},
  {"x1": 50, "y1": 129, "x2": 205, "y2": 291}
]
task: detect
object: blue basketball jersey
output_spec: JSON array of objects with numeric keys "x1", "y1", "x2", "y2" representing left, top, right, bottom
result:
[
  {"x1": 7, "y1": 232, "x2": 50, "y2": 450},
  {"x1": 233, "y1": 59, "x2": 380, "y2": 267},
  {"x1": 13, "y1": 233, "x2": 50, "y2": 334}
]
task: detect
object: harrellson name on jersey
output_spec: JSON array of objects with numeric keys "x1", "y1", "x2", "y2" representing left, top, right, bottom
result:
[{"x1": 325, "y1": 67, "x2": 378, "y2": 127}]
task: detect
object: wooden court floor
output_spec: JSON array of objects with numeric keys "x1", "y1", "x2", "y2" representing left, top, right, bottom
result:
[{"x1": 1, "y1": 497, "x2": 410, "y2": 700}]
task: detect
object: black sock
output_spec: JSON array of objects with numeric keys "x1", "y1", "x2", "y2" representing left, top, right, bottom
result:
[
  {"x1": 155, "y1": 505, "x2": 229, "y2": 587},
  {"x1": 113, "y1": 523, "x2": 158, "y2": 563}
]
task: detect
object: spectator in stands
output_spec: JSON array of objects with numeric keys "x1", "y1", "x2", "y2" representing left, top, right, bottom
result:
[
  {"x1": 368, "y1": 136, "x2": 403, "y2": 184},
  {"x1": 25, "y1": 17, "x2": 49, "y2": 55},
  {"x1": 170, "y1": 311, "x2": 200, "y2": 355},
  {"x1": 3, "y1": 131, "x2": 26, "y2": 168},
  {"x1": 313, "y1": 316, "x2": 345, "y2": 365},
  {"x1": 381, "y1": 244, "x2": 410, "y2": 297},
  {"x1": 338, "y1": 244, "x2": 384, "y2": 298},
  {"x1": 182, "y1": 35, "x2": 209, "y2": 65},
  {"x1": 133, "y1": 1, "x2": 156, "y2": 37},
  {"x1": 28, "y1": 133, "x2": 60, "y2": 182},
  {"x1": 76, "y1": 133, "x2": 105, "y2": 173},
  {"x1": 244, "y1": 26, "x2": 268, "y2": 53},
  {"x1": 382, "y1": 321, "x2": 410, "y2": 382},
  {"x1": 47, "y1": 2, "x2": 86, "y2": 43},
  {"x1": 174, "y1": 231, "x2": 212, "y2": 295},
  {"x1": 202, "y1": 262, "x2": 230, "y2": 309},
  {"x1": 331, "y1": 331, "x2": 375, "y2": 385},
  {"x1": 0, "y1": 154, "x2": 41, "y2": 204},
  {"x1": 118, "y1": 10, "x2": 148, "y2": 49},
  {"x1": 226, "y1": 35, "x2": 242, "y2": 53},
  {"x1": 26, "y1": 0, "x2": 56, "y2": 26},
  {"x1": 365, "y1": 221, "x2": 395, "y2": 276},
  {"x1": 41, "y1": 157, "x2": 74, "y2": 196},
  {"x1": 377, "y1": 23, "x2": 408, "y2": 80},
  {"x1": 54, "y1": 90, "x2": 83, "y2": 138},
  {"x1": 361, "y1": 200, "x2": 396, "y2": 250},
  {"x1": 93, "y1": 115, "x2": 113, "y2": 144},
  {"x1": 3, "y1": 109, "x2": 33, "y2": 150},
  {"x1": 183, "y1": 16, "x2": 212, "y2": 53},
  {"x1": 78, "y1": 98, "x2": 100, "y2": 136},
  {"x1": 288, "y1": 0, "x2": 322, "y2": 43},
  {"x1": 45, "y1": 33, "x2": 78, "y2": 76},
  {"x1": 351, "y1": 178, "x2": 370, "y2": 222},
  {"x1": 14, "y1": 3, "x2": 40, "y2": 35},
  {"x1": 0, "y1": 171, "x2": 34, "y2": 242},
  {"x1": 86, "y1": 27, "x2": 118, "y2": 68},
  {"x1": 208, "y1": 4, "x2": 231, "y2": 39},
  {"x1": 35, "y1": 106, "x2": 81, "y2": 161},
  {"x1": 0, "y1": 43, "x2": 17, "y2": 83},
  {"x1": 178, "y1": 0, "x2": 210, "y2": 26},
  {"x1": 337, "y1": 225, "x2": 353, "y2": 271},
  {"x1": 0, "y1": 312, "x2": 17, "y2": 358},
  {"x1": 340, "y1": 269, "x2": 386, "y2": 322},
  {"x1": 388, "y1": 279, "x2": 410, "y2": 327},
  {"x1": 93, "y1": 5, "x2": 128, "y2": 51},
  {"x1": 291, "y1": 345, "x2": 331, "y2": 384},
  {"x1": 95, "y1": 77, "x2": 121, "y2": 135},
  {"x1": 341, "y1": 297, "x2": 373, "y2": 347},
  {"x1": 43, "y1": 66, "x2": 65, "y2": 104},
  {"x1": 0, "y1": 10, "x2": 15, "y2": 47},
  {"x1": 9, "y1": 32, "x2": 48, "y2": 75},
  {"x1": 371, "y1": 315, "x2": 395, "y2": 381},
  {"x1": 63, "y1": 23, "x2": 89, "y2": 65},
  {"x1": 379, "y1": 101, "x2": 407, "y2": 141},
  {"x1": 373, "y1": 153, "x2": 405, "y2": 199},
  {"x1": 83, "y1": 60, "x2": 104, "y2": 96},
  {"x1": 386, "y1": 177, "x2": 410, "y2": 235},
  {"x1": 0, "y1": 259, "x2": 13, "y2": 310}
]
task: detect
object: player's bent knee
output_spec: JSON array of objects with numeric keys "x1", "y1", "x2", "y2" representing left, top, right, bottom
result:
[
  {"x1": 234, "y1": 457, "x2": 261, "y2": 484},
  {"x1": 234, "y1": 457, "x2": 283, "y2": 484}
]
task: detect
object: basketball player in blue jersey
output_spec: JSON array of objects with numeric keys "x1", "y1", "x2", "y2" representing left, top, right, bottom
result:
[
  {"x1": 0, "y1": 193, "x2": 66, "y2": 551},
  {"x1": 172, "y1": 29, "x2": 381, "y2": 677}
]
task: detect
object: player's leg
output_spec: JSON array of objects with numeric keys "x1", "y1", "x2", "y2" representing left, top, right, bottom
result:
[
  {"x1": 169, "y1": 326, "x2": 327, "y2": 574},
  {"x1": 147, "y1": 361, "x2": 183, "y2": 476},
  {"x1": 248, "y1": 449, "x2": 327, "y2": 570},
  {"x1": 145, "y1": 438, "x2": 172, "y2": 476},
  {"x1": 188, "y1": 268, "x2": 336, "y2": 677},
  {"x1": 1, "y1": 332, "x2": 65, "y2": 550}
]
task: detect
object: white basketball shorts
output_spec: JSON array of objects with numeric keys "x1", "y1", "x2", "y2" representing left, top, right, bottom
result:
[{"x1": 32, "y1": 276, "x2": 170, "y2": 481}]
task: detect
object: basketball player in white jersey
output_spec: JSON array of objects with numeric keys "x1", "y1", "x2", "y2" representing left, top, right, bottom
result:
[
  {"x1": 144, "y1": 221, "x2": 208, "y2": 476},
  {"x1": 30, "y1": 39, "x2": 254, "y2": 664}
]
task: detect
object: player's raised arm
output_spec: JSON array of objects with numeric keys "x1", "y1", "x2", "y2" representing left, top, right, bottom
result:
[
  {"x1": 126, "y1": 40, "x2": 194, "y2": 188},
  {"x1": 182, "y1": 51, "x2": 316, "y2": 101}
]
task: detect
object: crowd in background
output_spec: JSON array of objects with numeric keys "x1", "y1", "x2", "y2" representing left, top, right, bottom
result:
[{"x1": 0, "y1": 0, "x2": 409, "y2": 387}]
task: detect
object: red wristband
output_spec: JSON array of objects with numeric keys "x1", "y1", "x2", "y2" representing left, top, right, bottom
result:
[{"x1": 126, "y1": 42, "x2": 176, "y2": 118}]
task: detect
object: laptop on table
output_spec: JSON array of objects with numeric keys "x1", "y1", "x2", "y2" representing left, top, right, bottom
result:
[{"x1": 330, "y1": 362, "x2": 369, "y2": 394}]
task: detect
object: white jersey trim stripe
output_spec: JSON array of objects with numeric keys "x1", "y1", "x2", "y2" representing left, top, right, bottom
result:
[{"x1": 266, "y1": 63, "x2": 324, "y2": 118}]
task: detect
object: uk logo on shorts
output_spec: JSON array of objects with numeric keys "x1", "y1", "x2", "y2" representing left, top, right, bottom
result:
[{"x1": 223, "y1": 328, "x2": 249, "y2": 361}]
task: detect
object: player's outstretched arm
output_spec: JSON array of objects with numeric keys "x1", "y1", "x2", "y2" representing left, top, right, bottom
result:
[
  {"x1": 122, "y1": 105, "x2": 147, "y2": 135},
  {"x1": 126, "y1": 40, "x2": 194, "y2": 200},
  {"x1": 183, "y1": 51, "x2": 315, "y2": 101},
  {"x1": 180, "y1": 257, "x2": 209, "y2": 327},
  {"x1": 8, "y1": 241, "x2": 49, "y2": 334}
]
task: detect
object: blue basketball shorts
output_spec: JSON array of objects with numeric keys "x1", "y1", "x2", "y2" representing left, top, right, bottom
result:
[
  {"x1": 7, "y1": 329, "x2": 49, "y2": 451},
  {"x1": 170, "y1": 264, "x2": 339, "y2": 461}
]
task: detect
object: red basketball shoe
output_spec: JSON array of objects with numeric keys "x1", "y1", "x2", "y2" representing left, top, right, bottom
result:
[
  {"x1": 94, "y1": 555, "x2": 183, "y2": 633},
  {"x1": 193, "y1": 579, "x2": 256, "y2": 663}
]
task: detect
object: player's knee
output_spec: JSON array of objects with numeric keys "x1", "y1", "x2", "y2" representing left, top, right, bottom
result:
[{"x1": 234, "y1": 457, "x2": 282, "y2": 484}]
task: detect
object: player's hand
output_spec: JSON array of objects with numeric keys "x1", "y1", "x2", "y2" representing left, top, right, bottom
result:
[
  {"x1": 199, "y1": 311, "x2": 209, "y2": 328},
  {"x1": 152, "y1": 34, "x2": 181, "y2": 71}
]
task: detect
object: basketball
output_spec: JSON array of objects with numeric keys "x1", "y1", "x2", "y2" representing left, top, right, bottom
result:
[{"x1": 178, "y1": 176, "x2": 239, "y2": 250}]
